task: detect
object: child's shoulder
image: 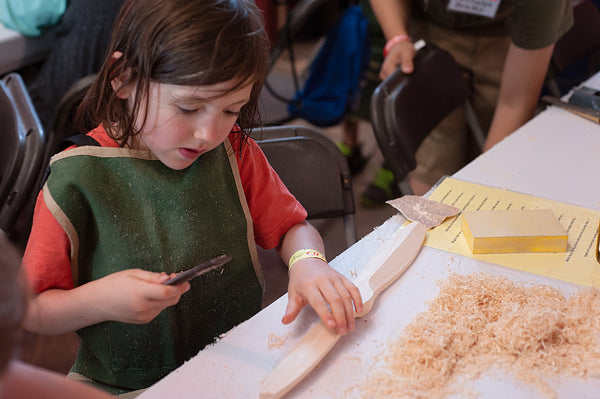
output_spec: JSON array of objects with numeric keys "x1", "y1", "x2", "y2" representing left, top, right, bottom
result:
[
  {"x1": 59, "y1": 125, "x2": 119, "y2": 153},
  {"x1": 87, "y1": 125, "x2": 119, "y2": 148},
  {"x1": 226, "y1": 127, "x2": 259, "y2": 155}
]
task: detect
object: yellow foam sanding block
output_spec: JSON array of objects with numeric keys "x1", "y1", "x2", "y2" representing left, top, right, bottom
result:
[{"x1": 461, "y1": 209, "x2": 568, "y2": 254}]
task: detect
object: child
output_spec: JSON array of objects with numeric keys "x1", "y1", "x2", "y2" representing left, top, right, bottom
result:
[
  {"x1": 0, "y1": 233, "x2": 114, "y2": 399},
  {"x1": 22, "y1": 0, "x2": 363, "y2": 395}
]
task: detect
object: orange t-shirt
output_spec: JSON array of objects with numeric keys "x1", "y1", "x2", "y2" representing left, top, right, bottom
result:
[{"x1": 23, "y1": 125, "x2": 306, "y2": 293}]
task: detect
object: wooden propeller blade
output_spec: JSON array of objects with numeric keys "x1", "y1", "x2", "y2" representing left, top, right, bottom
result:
[{"x1": 259, "y1": 222, "x2": 426, "y2": 399}]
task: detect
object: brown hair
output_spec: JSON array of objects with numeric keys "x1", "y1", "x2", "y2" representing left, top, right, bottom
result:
[
  {"x1": 76, "y1": 0, "x2": 269, "y2": 146},
  {"x1": 0, "y1": 235, "x2": 27, "y2": 374}
]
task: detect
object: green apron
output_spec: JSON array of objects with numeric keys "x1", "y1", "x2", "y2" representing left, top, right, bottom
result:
[{"x1": 44, "y1": 141, "x2": 264, "y2": 394}]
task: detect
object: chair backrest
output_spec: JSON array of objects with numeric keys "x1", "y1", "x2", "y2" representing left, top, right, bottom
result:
[
  {"x1": 0, "y1": 73, "x2": 47, "y2": 244},
  {"x1": 0, "y1": 78, "x2": 26, "y2": 206},
  {"x1": 255, "y1": 124, "x2": 357, "y2": 247},
  {"x1": 370, "y1": 43, "x2": 481, "y2": 195},
  {"x1": 49, "y1": 73, "x2": 97, "y2": 158}
]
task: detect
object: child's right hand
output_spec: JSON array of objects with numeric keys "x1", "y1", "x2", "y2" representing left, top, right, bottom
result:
[
  {"x1": 95, "y1": 269, "x2": 190, "y2": 324},
  {"x1": 24, "y1": 269, "x2": 190, "y2": 335}
]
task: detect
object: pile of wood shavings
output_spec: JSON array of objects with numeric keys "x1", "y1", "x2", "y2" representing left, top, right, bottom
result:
[{"x1": 360, "y1": 273, "x2": 600, "y2": 398}]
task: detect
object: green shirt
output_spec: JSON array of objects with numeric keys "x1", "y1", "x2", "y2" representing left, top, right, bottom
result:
[{"x1": 413, "y1": 0, "x2": 573, "y2": 49}]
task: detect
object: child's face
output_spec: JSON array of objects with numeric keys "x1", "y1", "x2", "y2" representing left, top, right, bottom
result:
[{"x1": 132, "y1": 80, "x2": 253, "y2": 170}]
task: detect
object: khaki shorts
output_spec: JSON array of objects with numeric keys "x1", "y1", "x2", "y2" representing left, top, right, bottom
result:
[{"x1": 409, "y1": 21, "x2": 511, "y2": 186}]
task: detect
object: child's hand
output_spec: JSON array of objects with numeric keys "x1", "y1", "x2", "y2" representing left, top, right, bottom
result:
[
  {"x1": 282, "y1": 259, "x2": 362, "y2": 335},
  {"x1": 24, "y1": 269, "x2": 190, "y2": 335},
  {"x1": 96, "y1": 269, "x2": 190, "y2": 324}
]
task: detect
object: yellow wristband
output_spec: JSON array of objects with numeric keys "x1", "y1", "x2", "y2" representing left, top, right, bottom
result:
[{"x1": 288, "y1": 249, "x2": 326, "y2": 270}]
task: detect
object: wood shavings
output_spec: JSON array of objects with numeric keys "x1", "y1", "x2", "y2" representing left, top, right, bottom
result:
[
  {"x1": 387, "y1": 196, "x2": 460, "y2": 229},
  {"x1": 267, "y1": 333, "x2": 289, "y2": 349},
  {"x1": 359, "y1": 273, "x2": 600, "y2": 398}
]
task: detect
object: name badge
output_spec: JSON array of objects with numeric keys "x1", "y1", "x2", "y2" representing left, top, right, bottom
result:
[{"x1": 447, "y1": 0, "x2": 501, "y2": 18}]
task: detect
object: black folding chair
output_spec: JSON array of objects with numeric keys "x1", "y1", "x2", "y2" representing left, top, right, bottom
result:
[
  {"x1": 256, "y1": 124, "x2": 357, "y2": 246},
  {"x1": 48, "y1": 73, "x2": 97, "y2": 157},
  {"x1": 370, "y1": 43, "x2": 485, "y2": 195},
  {"x1": 254, "y1": 124, "x2": 357, "y2": 306},
  {"x1": 0, "y1": 73, "x2": 48, "y2": 247}
]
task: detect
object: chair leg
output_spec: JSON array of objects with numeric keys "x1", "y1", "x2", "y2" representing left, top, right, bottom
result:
[
  {"x1": 463, "y1": 101, "x2": 486, "y2": 151},
  {"x1": 343, "y1": 214, "x2": 358, "y2": 246},
  {"x1": 398, "y1": 179, "x2": 413, "y2": 197},
  {"x1": 545, "y1": 77, "x2": 562, "y2": 98}
]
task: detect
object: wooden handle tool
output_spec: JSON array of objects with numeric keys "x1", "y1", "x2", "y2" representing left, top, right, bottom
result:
[{"x1": 259, "y1": 221, "x2": 426, "y2": 399}]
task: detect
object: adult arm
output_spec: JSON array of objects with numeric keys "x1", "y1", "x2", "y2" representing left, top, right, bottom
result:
[
  {"x1": 369, "y1": 0, "x2": 415, "y2": 78},
  {"x1": 483, "y1": 42, "x2": 554, "y2": 151}
]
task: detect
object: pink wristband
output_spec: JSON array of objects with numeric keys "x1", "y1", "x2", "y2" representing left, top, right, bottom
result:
[{"x1": 383, "y1": 34, "x2": 411, "y2": 57}]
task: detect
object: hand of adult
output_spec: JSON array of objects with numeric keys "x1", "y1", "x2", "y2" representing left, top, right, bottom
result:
[{"x1": 380, "y1": 40, "x2": 416, "y2": 80}]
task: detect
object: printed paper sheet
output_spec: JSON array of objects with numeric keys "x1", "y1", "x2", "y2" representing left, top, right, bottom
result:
[{"x1": 424, "y1": 177, "x2": 600, "y2": 287}]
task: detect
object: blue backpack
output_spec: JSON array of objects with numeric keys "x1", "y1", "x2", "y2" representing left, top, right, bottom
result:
[{"x1": 288, "y1": 5, "x2": 370, "y2": 127}]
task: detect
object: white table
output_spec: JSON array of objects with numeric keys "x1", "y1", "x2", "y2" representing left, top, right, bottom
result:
[
  {"x1": 138, "y1": 74, "x2": 600, "y2": 399},
  {"x1": 0, "y1": 23, "x2": 54, "y2": 75},
  {"x1": 453, "y1": 72, "x2": 600, "y2": 212}
]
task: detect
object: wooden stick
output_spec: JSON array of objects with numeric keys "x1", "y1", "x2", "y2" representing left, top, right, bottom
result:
[{"x1": 259, "y1": 222, "x2": 426, "y2": 399}]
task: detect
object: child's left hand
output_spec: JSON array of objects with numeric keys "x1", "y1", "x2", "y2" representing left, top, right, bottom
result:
[{"x1": 282, "y1": 258, "x2": 362, "y2": 335}]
